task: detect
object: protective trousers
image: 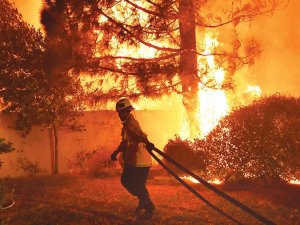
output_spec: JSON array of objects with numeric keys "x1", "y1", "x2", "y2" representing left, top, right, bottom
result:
[{"x1": 121, "y1": 165, "x2": 154, "y2": 211}]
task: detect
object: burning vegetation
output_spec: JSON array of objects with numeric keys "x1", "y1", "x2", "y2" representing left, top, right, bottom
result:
[
  {"x1": 40, "y1": 0, "x2": 284, "y2": 139},
  {"x1": 164, "y1": 95, "x2": 300, "y2": 183}
]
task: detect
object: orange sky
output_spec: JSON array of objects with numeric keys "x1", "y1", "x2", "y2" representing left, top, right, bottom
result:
[{"x1": 10, "y1": 0, "x2": 300, "y2": 96}]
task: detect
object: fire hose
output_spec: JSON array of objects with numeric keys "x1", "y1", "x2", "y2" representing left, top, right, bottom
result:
[{"x1": 148, "y1": 147, "x2": 276, "y2": 225}]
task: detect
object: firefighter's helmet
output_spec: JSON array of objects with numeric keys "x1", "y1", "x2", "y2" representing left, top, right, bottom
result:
[{"x1": 116, "y1": 98, "x2": 134, "y2": 112}]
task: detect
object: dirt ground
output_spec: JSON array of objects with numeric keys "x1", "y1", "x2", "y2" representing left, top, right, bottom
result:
[{"x1": 1, "y1": 167, "x2": 300, "y2": 225}]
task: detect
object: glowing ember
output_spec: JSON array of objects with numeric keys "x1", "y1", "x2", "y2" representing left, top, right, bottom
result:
[
  {"x1": 289, "y1": 179, "x2": 300, "y2": 185},
  {"x1": 181, "y1": 175, "x2": 222, "y2": 185},
  {"x1": 181, "y1": 175, "x2": 200, "y2": 183},
  {"x1": 209, "y1": 178, "x2": 223, "y2": 185}
]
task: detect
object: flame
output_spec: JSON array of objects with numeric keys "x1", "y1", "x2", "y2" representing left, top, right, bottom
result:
[
  {"x1": 244, "y1": 85, "x2": 262, "y2": 97},
  {"x1": 181, "y1": 175, "x2": 222, "y2": 185},
  {"x1": 89, "y1": 2, "x2": 231, "y2": 139},
  {"x1": 84, "y1": 31, "x2": 235, "y2": 140},
  {"x1": 182, "y1": 176, "x2": 300, "y2": 185},
  {"x1": 289, "y1": 179, "x2": 300, "y2": 185},
  {"x1": 84, "y1": 4, "x2": 260, "y2": 142},
  {"x1": 180, "y1": 33, "x2": 229, "y2": 139},
  {"x1": 198, "y1": 33, "x2": 229, "y2": 138},
  {"x1": 179, "y1": 118, "x2": 190, "y2": 140},
  {"x1": 182, "y1": 175, "x2": 200, "y2": 183},
  {"x1": 0, "y1": 99, "x2": 6, "y2": 111},
  {"x1": 182, "y1": 175, "x2": 300, "y2": 185}
]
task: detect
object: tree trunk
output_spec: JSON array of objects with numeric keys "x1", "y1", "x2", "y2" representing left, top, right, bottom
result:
[
  {"x1": 179, "y1": 0, "x2": 200, "y2": 138},
  {"x1": 48, "y1": 127, "x2": 55, "y2": 175},
  {"x1": 53, "y1": 124, "x2": 59, "y2": 174}
]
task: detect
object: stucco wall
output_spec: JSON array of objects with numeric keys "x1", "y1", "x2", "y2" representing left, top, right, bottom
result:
[
  {"x1": 0, "y1": 110, "x2": 181, "y2": 177},
  {"x1": 0, "y1": 113, "x2": 52, "y2": 177}
]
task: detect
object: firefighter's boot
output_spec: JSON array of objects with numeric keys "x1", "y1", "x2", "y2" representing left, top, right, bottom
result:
[
  {"x1": 144, "y1": 198, "x2": 155, "y2": 219},
  {"x1": 135, "y1": 199, "x2": 144, "y2": 213}
]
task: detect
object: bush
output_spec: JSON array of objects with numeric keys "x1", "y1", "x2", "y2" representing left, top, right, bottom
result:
[
  {"x1": 164, "y1": 95, "x2": 300, "y2": 182},
  {"x1": 201, "y1": 95, "x2": 300, "y2": 181},
  {"x1": 0, "y1": 138, "x2": 15, "y2": 168},
  {"x1": 163, "y1": 136, "x2": 209, "y2": 177},
  {"x1": 68, "y1": 148, "x2": 99, "y2": 174},
  {"x1": 16, "y1": 156, "x2": 44, "y2": 176},
  {"x1": 16, "y1": 150, "x2": 46, "y2": 176}
]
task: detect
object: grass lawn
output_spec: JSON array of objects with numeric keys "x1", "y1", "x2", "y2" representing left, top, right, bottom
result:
[{"x1": 1, "y1": 167, "x2": 299, "y2": 225}]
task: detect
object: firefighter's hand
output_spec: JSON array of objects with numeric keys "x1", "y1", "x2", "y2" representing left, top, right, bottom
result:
[
  {"x1": 110, "y1": 151, "x2": 119, "y2": 161},
  {"x1": 146, "y1": 142, "x2": 155, "y2": 152}
]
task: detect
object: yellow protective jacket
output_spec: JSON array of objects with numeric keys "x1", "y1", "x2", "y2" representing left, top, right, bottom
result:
[{"x1": 117, "y1": 114, "x2": 153, "y2": 167}]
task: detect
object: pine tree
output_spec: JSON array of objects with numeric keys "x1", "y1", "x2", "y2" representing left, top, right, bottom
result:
[{"x1": 41, "y1": 0, "x2": 283, "y2": 136}]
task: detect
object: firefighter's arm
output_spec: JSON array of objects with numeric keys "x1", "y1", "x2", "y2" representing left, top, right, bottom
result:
[
  {"x1": 110, "y1": 140, "x2": 125, "y2": 161},
  {"x1": 139, "y1": 133, "x2": 155, "y2": 152},
  {"x1": 127, "y1": 118, "x2": 155, "y2": 152}
]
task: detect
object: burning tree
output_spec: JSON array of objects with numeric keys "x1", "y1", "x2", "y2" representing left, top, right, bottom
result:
[{"x1": 41, "y1": 0, "x2": 284, "y2": 138}]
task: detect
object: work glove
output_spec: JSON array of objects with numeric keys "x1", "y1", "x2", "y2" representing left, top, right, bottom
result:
[
  {"x1": 110, "y1": 150, "x2": 119, "y2": 161},
  {"x1": 146, "y1": 142, "x2": 155, "y2": 152}
]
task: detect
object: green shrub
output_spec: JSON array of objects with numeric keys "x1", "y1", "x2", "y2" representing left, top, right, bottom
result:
[{"x1": 201, "y1": 95, "x2": 300, "y2": 181}]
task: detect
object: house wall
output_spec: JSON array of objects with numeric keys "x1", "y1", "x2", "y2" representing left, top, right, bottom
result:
[{"x1": 0, "y1": 110, "x2": 181, "y2": 177}]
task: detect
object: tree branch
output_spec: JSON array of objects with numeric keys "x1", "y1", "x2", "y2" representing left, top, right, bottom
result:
[
  {"x1": 196, "y1": 19, "x2": 234, "y2": 28},
  {"x1": 122, "y1": 21, "x2": 179, "y2": 35},
  {"x1": 124, "y1": 0, "x2": 162, "y2": 17},
  {"x1": 146, "y1": 0, "x2": 178, "y2": 8},
  {"x1": 145, "y1": 0, "x2": 160, "y2": 8},
  {"x1": 195, "y1": 1, "x2": 284, "y2": 28},
  {"x1": 95, "y1": 52, "x2": 180, "y2": 62},
  {"x1": 95, "y1": 66, "x2": 139, "y2": 76},
  {"x1": 99, "y1": 10, "x2": 180, "y2": 52}
]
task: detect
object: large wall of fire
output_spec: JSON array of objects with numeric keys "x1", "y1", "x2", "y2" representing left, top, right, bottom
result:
[{"x1": 9, "y1": 0, "x2": 300, "y2": 97}]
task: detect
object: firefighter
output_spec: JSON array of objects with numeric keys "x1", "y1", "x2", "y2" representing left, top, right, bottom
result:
[{"x1": 110, "y1": 97, "x2": 155, "y2": 219}]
